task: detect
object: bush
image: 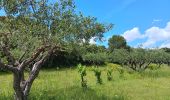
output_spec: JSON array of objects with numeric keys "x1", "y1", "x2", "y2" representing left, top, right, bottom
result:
[
  {"x1": 92, "y1": 66, "x2": 102, "y2": 84},
  {"x1": 148, "y1": 64, "x2": 160, "y2": 70},
  {"x1": 107, "y1": 63, "x2": 121, "y2": 70},
  {"x1": 117, "y1": 67, "x2": 124, "y2": 78},
  {"x1": 108, "y1": 49, "x2": 129, "y2": 66},
  {"x1": 77, "y1": 64, "x2": 87, "y2": 88},
  {"x1": 107, "y1": 68, "x2": 113, "y2": 81},
  {"x1": 82, "y1": 52, "x2": 108, "y2": 65}
]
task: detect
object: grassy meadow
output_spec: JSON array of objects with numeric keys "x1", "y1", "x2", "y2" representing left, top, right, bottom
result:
[{"x1": 1, "y1": 64, "x2": 170, "y2": 100}]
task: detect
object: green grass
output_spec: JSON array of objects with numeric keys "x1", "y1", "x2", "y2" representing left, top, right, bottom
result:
[{"x1": 1, "y1": 65, "x2": 170, "y2": 100}]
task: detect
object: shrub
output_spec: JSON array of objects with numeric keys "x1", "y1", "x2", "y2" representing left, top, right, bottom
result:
[
  {"x1": 107, "y1": 63, "x2": 121, "y2": 69},
  {"x1": 107, "y1": 68, "x2": 113, "y2": 81},
  {"x1": 92, "y1": 66, "x2": 102, "y2": 84},
  {"x1": 82, "y1": 52, "x2": 108, "y2": 65},
  {"x1": 117, "y1": 67, "x2": 124, "y2": 78},
  {"x1": 77, "y1": 64, "x2": 87, "y2": 88},
  {"x1": 148, "y1": 64, "x2": 159, "y2": 70},
  {"x1": 108, "y1": 49, "x2": 129, "y2": 66}
]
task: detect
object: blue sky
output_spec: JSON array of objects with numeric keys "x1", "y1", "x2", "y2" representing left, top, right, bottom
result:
[
  {"x1": 1, "y1": 0, "x2": 170, "y2": 48},
  {"x1": 76, "y1": 0, "x2": 170, "y2": 48}
]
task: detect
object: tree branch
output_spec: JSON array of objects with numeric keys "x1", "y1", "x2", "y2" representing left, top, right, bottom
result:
[
  {"x1": 0, "y1": 59, "x2": 17, "y2": 72},
  {"x1": 24, "y1": 45, "x2": 50, "y2": 65},
  {"x1": 0, "y1": 32, "x2": 17, "y2": 66},
  {"x1": 0, "y1": 46, "x2": 16, "y2": 66},
  {"x1": 19, "y1": 49, "x2": 28, "y2": 63},
  {"x1": 23, "y1": 46, "x2": 56, "y2": 96}
]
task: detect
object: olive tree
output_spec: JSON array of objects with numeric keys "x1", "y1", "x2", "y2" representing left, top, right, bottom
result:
[
  {"x1": 82, "y1": 52, "x2": 108, "y2": 65},
  {"x1": 109, "y1": 49, "x2": 129, "y2": 66},
  {"x1": 0, "y1": 0, "x2": 112, "y2": 99},
  {"x1": 109, "y1": 48, "x2": 153, "y2": 71},
  {"x1": 81, "y1": 44, "x2": 108, "y2": 65},
  {"x1": 151, "y1": 49, "x2": 170, "y2": 67},
  {"x1": 127, "y1": 48, "x2": 153, "y2": 71}
]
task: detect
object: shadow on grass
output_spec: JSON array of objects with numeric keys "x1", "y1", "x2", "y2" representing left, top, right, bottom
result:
[
  {"x1": 0, "y1": 71, "x2": 11, "y2": 75},
  {"x1": 29, "y1": 86, "x2": 127, "y2": 100}
]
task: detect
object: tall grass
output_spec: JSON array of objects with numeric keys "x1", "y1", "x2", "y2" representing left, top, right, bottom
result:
[{"x1": 1, "y1": 65, "x2": 170, "y2": 100}]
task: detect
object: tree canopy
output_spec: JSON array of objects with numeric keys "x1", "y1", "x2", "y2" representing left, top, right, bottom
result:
[{"x1": 108, "y1": 35, "x2": 128, "y2": 52}]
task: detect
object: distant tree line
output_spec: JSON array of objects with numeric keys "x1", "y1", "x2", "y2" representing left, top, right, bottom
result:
[{"x1": 44, "y1": 35, "x2": 170, "y2": 72}]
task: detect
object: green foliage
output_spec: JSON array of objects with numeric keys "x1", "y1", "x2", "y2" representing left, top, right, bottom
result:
[
  {"x1": 3, "y1": 65, "x2": 170, "y2": 99},
  {"x1": 107, "y1": 63, "x2": 121, "y2": 69},
  {"x1": 125, "y1": 48, "x2": 152, "y2": 71},
  {"x1": 92, "y1": 66, "x2": 102, "y2": 84},
  {"x1": 108, "y1": 48, "x2": 170, "y2": 72},
  {"x1": 150, "y1": 49, "x2": 170, "y2": 66},
  {"x1": 0, "y1": 0, "x2": 112, "y2": 67},
  {"x1": 77, "y1": 64, "x2": 87, "y2": 88},
  {"x1": 85, "y1": 44, "x2": 106, "y2": 53},
  {"x1": 117, "y1": 67, "x2": 124, "y2": 78},
  {"x1": 108, "y1": 35, "x2": 128, "y2": 52},
  {"x1": 107, "y1": 68, "x2": 113, "y2": 81},
  {"x1": 161, "y1": 47, "x2": 170, "y2": 53},
  {"x1": 109, "y1": 49, "x2": 129, "y2": 66},
  {"x1": 83, "y1": 52, "x2": 108, "y2": 65},
  {"x1": 80, "y1": 44, "x2": 108, "y2": 65},
  {"x1": 148, "y1": 64, "x2": 160, "y2": 70}
]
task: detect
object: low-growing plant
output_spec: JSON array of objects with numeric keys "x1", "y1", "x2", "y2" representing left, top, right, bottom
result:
[
  {"x1": 117, "y1": 67, "x2": 124, "y2": 78},
  {"x1": 107, "y1": 68, "x2": 113, "y2": 81},
  {"x1": 107, "y1": 63, "x2": 121, "y2": 69},
  {"x1": 148, "y1": 64, "x2": 160, "y2": 70},
  {"x1": 92, "y1": 66, "x2": 102, "y2": 84},
  {"x1": 77, "y1": 64, "x2": 87, "y2": 88}
]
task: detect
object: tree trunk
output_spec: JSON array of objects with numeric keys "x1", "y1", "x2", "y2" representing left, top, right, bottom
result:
[
  {"x1": 14, "y1": 93, "x2": 27, "y2": 100},
  {"x1": 0, "y1": 46, "x2": 58, "y2": 100},
  {"x1": 13, "y1": 58, "x2": 47, "y2": 100},
  {"x1": 13, "y1": 72, "x2": 28, "y2": 100}
]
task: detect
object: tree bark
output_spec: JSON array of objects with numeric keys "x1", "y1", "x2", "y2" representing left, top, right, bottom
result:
[
  {"x1": 12, "y1": 59, "x2": 47, "y2": 100},
  {"x1": 13, "y1": 71, "x2": 26, "y2": 100}
]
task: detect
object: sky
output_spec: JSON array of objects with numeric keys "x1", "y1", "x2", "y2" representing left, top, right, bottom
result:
[
  {"x1": 0, "y1": 0, "x2": 170, "y2": 48},
  {"x1": 76, "y1": 0, "x2": 170, "y2": 48}
]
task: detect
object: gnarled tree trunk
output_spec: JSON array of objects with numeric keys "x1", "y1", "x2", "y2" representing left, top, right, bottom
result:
[
  {"x1": 0, "y1": 45, "x2": 61, "y2": 100},
  {"x1": 13, "y1": 61, "x2": 42, "y2": 100}
]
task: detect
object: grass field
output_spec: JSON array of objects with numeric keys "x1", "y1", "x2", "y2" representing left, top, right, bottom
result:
[{"x1": 1, "y1": 64, "x2": 170, "y2": 100}]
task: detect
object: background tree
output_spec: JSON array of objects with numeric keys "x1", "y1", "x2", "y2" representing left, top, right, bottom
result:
[
  {"x1": 108, "y1": 35, "x2": 128, "y2": 52},
  {"x1": 109, "y1": 49, "x2": 129, "y2": 66},
  {"x1": 161, "y1": 47, "x2": 170, "y2": 53},
  {"x1": 151, "y1": 49, "x2": 170, "y2": 67},
  {"x1": 82, "y1": 44, "x2": 108, "y2": 65},
  {"x1": 126, "y1": 48, "x2": 153, "y2": 71},
  {"x1": 82, "y1": 52, "x2": 108, "y2": 65}
]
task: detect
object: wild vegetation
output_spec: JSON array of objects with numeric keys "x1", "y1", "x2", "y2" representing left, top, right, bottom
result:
[
  {"x1": 1, "y1": 64, "x2": 170, "y2": 100},
  {"x1": 0, "y1": 0, "x2": 170, "y2": 100}
]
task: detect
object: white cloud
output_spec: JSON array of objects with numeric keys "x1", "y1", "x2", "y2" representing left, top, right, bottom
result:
[
  {"x1": 165, "y1": 22, "x2": 170, "y2": 31},
  {"x1": 142, "y1": 40, "x2": 155, "y2": 47},
  {"x1": 142, "y1": 22, "x2": 170, "y2": 47},
  {"x1": 122, "y1": 27, "x2": 144, "y2": 42},
  {"x1": 89, "y1": 37, "x2": 96, "y2": 44},
  {"x1": 122, "y1": 21, "x2": 170, "y2": 48}
]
